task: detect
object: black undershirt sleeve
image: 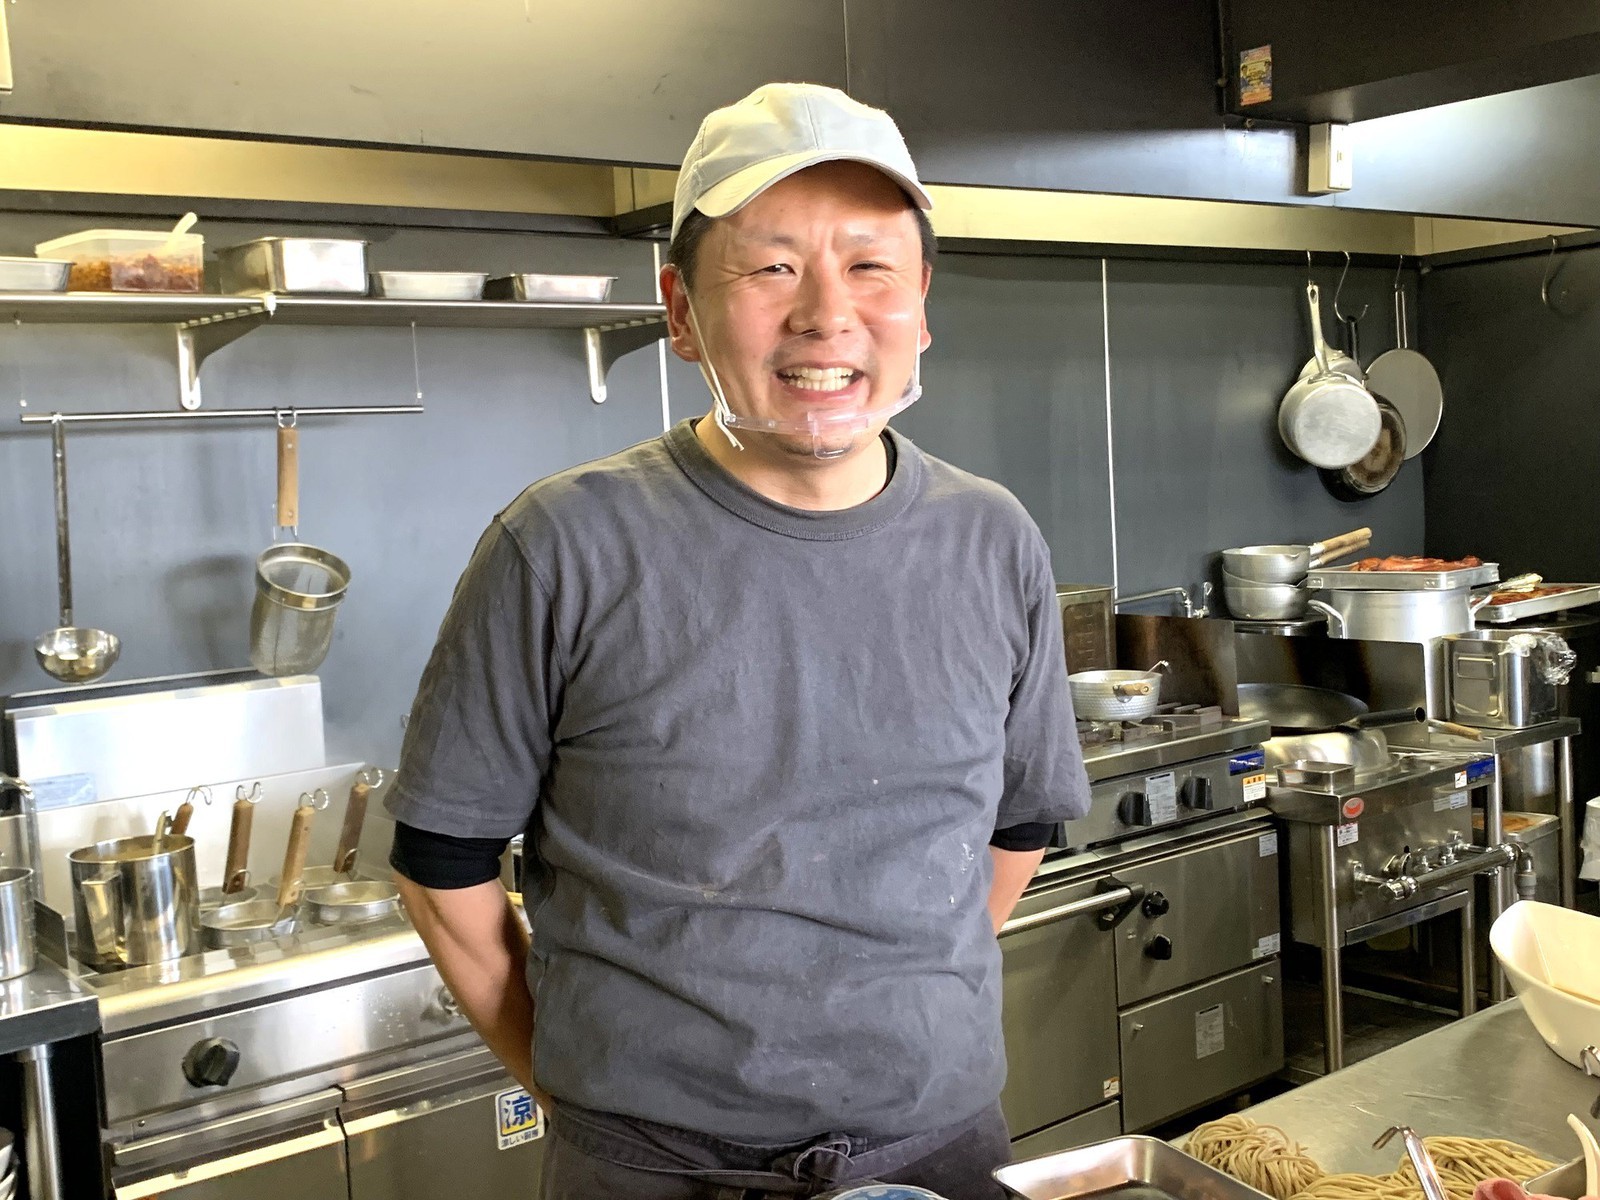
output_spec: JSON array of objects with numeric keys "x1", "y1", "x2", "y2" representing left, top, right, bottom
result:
[
  {"x1": 988, "y1": 820, "x2": 1054, "y2": 853},
  {"x1": 390, "y1": 820, "x2": 511, "y2": 890}
]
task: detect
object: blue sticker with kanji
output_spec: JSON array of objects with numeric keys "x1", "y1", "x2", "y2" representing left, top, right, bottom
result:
[{"x1": 494, "y1": 1086, "x2": 545, "y2": 1150}]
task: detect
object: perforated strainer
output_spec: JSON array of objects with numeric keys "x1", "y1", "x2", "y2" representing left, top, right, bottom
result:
[{"x1": 249, "y1": 412, "x2": 350, "y2": 676}]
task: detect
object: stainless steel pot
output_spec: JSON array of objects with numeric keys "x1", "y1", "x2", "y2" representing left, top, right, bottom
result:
[
  {"x1": 1067, "y1": 661, "x2": 1169, "y2": 721},
  {"x1": 303, "y1": 880, "x2": 400, "y2": 925},
  {"x1": 68, "y1": 834, "x2": 200, "y2": 968},
  {"x1": 1312, "y1": 574, "x2": 1543, "y2": 642}
]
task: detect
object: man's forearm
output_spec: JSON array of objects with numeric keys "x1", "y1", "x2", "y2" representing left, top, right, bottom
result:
[
  {"x1": 987, "y1": 846, "x2": 1046, "y2": 934},
  {"x1": 395, "y1": 876, "x2": 542, "y2": 1100}
]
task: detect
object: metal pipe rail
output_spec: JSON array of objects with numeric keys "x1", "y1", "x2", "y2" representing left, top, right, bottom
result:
[{"x1": 19, "y1": 405, "x2": 423, "y2": 425}]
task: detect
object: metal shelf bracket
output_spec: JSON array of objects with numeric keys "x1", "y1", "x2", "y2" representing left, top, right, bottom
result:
[
  {"x1": 584, "y1": 317, "x2": 667, "y2": 404},
  {"x1": 174, "y1": 300, "x2": 273, "y2": 411}
]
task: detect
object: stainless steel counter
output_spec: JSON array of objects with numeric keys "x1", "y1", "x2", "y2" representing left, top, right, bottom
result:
[
  {"x1": 0, "y1": 957, "x2": 97, "y2": 1056},
  {"x1": 1232, "y1": 999, "x2": 1595, "y2": 1173}
]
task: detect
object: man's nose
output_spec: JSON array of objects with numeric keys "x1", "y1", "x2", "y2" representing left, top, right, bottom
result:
[{"x1": 787, "y1": 270, "x2": 856, "y2": 337}]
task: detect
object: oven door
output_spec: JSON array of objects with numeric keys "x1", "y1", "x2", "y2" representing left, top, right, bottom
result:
[
  {"x1": 110, "y1": 1089, "x2": 348, "y2": 1200},
  {"x1": 340, "y1": 1045, "x2": 548, "y2": 1200},
  {"x1": 1000, "y1": 875, "x2": 1130, "y2": 1140}
]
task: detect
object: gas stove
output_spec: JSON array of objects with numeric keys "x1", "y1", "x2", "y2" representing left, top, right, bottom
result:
[{"x1": 1061, "y1": 712, "x2": 1272, "y2": 851}]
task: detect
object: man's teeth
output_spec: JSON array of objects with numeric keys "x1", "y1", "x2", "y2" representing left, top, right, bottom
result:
[{"x1": 779, "y1": 367, "x2": 857, "y2": 391}]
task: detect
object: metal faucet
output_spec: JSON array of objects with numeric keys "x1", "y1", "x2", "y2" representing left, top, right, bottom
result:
[{"x1": 1115, "y1": 582, "x2": 1210, "y2": 619}]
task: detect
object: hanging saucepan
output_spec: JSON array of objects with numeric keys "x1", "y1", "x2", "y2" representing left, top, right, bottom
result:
[
  {"x1": 1279, "y1": 283, "x2": 1383, "y2": 470},
  {"x1": 1068, "y1": 661, "x2": 1169, "y2": 721},
  {"x1": 200, "y1": 792, "x2": 315, "y2": 949}
]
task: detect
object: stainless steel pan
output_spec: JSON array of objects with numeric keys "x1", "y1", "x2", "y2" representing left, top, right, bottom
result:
[
  {"x1": 1366, "y1": 281, "x2": 1443, "y2": 460},
  {"x1": 200, "y1": 795, "x2": 313, "y2": 949},
  {"x1": 1279, "y1": 283, "x2": 1383, "y2": 469},
  {"x1": 1222, "y1": 526, "x2": 1371, "y2": 583}
]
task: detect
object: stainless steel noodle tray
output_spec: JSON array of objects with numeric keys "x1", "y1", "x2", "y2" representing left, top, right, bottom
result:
[
  {"x1": 1304, "y1": 563, "x2": 1500, "y2": 591},
  {"x1": 994, "y1": 1135, "x2": 1275, "y2": 1200},
  {"x1": 1474, "y1": 583, "x2": 1600, "y2": 624}
]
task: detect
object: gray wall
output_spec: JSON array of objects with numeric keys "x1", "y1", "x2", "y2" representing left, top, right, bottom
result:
[
  {"x1": 1420, "y1": 244, "x2": 1600, "y2": 575},
  {"x1": 1, "y1": 214, "x2": 1424, "y2": 765}
]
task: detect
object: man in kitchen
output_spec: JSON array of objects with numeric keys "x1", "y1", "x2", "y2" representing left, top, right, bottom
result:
[{"x1": 386, "y1": 82, "x2": 1090, "y2": 1199}]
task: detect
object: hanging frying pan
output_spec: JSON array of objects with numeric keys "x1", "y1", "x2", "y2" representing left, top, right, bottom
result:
[{"x1": 1366, "y1": 280, "x2": 1443, "y2": 459}]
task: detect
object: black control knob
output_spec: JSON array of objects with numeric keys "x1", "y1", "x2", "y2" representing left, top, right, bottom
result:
[
  {"x1": 1145, "y1": 934, "x2": 1174, "y2": 961},
  {"x1": 1180, "y1": 776, "x2": 1214, "y2": 811},
  {"x1": 1117, "y1": 792, "x2": 1153, "y2": 826},
  {"x1": 1141, "y1": 890, "x2": 1170, "y2": 918},
  {"x1": 183, "y1": 1037, "x2": 241, "y2": 1088}
]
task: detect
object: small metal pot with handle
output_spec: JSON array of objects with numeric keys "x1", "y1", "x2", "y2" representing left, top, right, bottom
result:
[
  {"x1": 68, "y1": 834, "x2": 200, "y2": 969},
  {"x1": 1068, "y1": 661, "x2": 1169, "y2": 721},
  {"x1": 1278, "y1": 283, "x2": 1383, "y2": 470}
]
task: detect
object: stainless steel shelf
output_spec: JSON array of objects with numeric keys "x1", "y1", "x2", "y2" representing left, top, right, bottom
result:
[{"x1": 0, "y1": 290, "x2": 668, "y2": 408}]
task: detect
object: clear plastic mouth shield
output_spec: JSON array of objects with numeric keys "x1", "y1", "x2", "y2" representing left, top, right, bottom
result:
[{"x1": 683, "y1": 290, "x2": 926, "y2": 460}]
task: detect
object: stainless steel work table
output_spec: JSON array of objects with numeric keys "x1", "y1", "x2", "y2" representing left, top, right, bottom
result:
[
  {"x1": 1230, "y1": 999, "x2": 1593, "y2": 1173},
  {"x1": 0, "y1": 958, "x2": 99, "y2": 1200}
]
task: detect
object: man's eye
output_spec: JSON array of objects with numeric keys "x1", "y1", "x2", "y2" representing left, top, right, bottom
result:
[
  {"x1": 755, "y1": 263, "x2": 793, "y2": 275},
  {"x1": 853, "y1": 261, "x2": 889, "y2": 272}
]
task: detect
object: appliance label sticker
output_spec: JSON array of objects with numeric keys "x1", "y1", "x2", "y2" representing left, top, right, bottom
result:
[
  {"x1": 1336, "y1": 822, "x2": 1360, "y2": 847},
  {"x1": 27, "y1": 773, "x2": 96, "y2": 810},
  {"x1": 1254, "y1": 933, "x2": 1281, "y2": 959},
  {"x1": 1456, "y1": 771, "x2": 1469, "y2": 789},
  {"x1": 1433, "y1": 790, "x2": 1469, "y2": 812},
  {"x1": 1239, "y1": 44, "x2": 1272, "y2": 105},
  {"x1": 1230, "y1": 749, "x2": 1267, "y2": 775},
  {"x1": 1103, "y1": 1076, "x2": 1121, "y2": 1099},
  {"x1": 1195, "y1": 1004, "x2": 1226, "y2": 1058},
  {"x1": 495, "y1": 1087, "x2": 546, "y2": 1150},
  {"x1": 1258, "y1": 832, "x2": 1278, "y2": 858},
  {"x1": 1146, "y1": 773, "x2": 1178, "y2": 824},
  {"x1": 1243, "y1": 773, "x2": 1268, "y2": 803}
]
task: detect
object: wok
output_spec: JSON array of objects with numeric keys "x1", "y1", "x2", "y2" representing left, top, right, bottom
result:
[{"x1": 1238, "y1": 682, "x2": 1421, "y2": 734}]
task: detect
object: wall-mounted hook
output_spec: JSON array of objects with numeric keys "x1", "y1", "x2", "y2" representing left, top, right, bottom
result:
[
  {"x1": 1333, "y1": 251, "x2": 1369, "y2": 324},
  {"x1": 1541, "y1": 235, "x2": 1563, "y2": 310}
]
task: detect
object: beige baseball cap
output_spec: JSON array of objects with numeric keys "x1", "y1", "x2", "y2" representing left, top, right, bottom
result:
[{"x1": 671, "y1": 82, "x2": 932, "y2": 240}]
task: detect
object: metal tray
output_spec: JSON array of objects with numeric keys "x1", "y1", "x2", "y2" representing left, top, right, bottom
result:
[
  {"x1": 368, "y1": 270, "x2": 487, "y2": 301},
  {"x1": 215, "y1": 237, "x2": 369, "y2": 295},
  {"x1": 0, "y1": 257, "x2": 71, "y2": 292},
  {"x1": 1474, "y1": 582, "x2": 1600, "y2": 623},
  {"x1": 484, "y1": 273, "x2": 616, "y2": 302},
  {"x1": 995, "y1": 1135, "x2": 1274, "y2": 1200},
  {"x1": 1305, "y1": 562, "x2": 1500, "y2": 591}
]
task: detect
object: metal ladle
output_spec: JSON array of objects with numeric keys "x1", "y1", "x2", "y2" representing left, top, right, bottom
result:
[{"x1": 33, "y1": 415, "x2": 119, "y2": 683}]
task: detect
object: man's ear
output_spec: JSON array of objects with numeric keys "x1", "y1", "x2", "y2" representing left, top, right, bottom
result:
[{"x1": 659, "y1": 265, "x2": 701, "y2": 364}]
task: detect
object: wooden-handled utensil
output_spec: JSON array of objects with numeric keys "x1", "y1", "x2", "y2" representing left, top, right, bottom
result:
[
  {"x1": 276, "y1": 801, "x2": 315, "y2": 913},
  {"x1": 276, "y1": 419, "x2": 299, "y2": 534},
  {"x1": 333, "y1": 778, "x2": 371, "y2": 877},
  {"x1": 170, "y1": 798, "x2": 195, "y2": 837},
  {"x1": 224, "y1": 795, "x2": 256, "y2": 894}
]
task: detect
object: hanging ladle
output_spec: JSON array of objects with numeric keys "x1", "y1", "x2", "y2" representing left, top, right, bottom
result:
[{"x1": 33, "y1": 415, "x2": 120, "y2": 683}]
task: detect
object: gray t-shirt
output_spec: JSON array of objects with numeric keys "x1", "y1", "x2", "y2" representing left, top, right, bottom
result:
[{"x1": 386, "y1": 419, "x2": 1089, "y2": 1142}]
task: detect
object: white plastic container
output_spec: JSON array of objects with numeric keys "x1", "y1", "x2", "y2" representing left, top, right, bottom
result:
[
  {"x1": 35, "y1": 228, "x2": 203, "y2": 292},
  {"x1": 1490, "y1": 900, "x2": 1600, "y2": 1067}
]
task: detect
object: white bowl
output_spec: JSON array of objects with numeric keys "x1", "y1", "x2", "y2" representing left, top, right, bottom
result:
[{"x1": 1490, "y1": 900, "x2": 1600, "y2": 1068}]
